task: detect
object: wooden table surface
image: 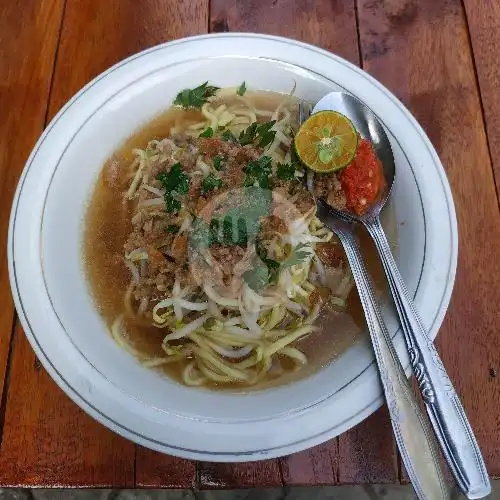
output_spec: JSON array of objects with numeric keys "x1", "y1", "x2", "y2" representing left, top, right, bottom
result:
[{"x1": 0, "y1": 0, "x2": 499, "y2": 489}]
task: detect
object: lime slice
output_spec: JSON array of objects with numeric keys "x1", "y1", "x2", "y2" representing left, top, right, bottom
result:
[{"x1": 294, "y1": 110, "x2": 359, "y2": 173}]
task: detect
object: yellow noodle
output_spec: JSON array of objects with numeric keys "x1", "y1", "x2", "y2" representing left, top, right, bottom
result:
[
  {"x1": 182, "y1": 361, "x2": 206, "y2": 386},
  {"x1": 264, "y1": 326, "x2": 315, "y2": 357},
  {"x1": 191, "y1": 343, "x2": 250, "y2": 381},
  {"x1": 201, "y1": 103, "x2": 218, "y2": 130},
  {"x1": 112, "y1": 87, "x2": 357, "y2": 389},
  {"x1": 197, "y1": 358, "x2": 234, "y2": 383},
  {"x1": 278, "y1": 347, "x2": 307, "y2": 365}
]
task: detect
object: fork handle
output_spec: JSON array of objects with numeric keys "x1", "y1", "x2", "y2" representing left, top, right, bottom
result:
[
  {"x1": 335, "y1": 226, "x2": 449, "y2": 500},
  {"x1": 363, "y1": 216, "x2": 491, "y2": 499}
]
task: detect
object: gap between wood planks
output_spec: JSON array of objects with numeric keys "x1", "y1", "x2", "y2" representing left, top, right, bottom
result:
[
  {"x1": 460, "y1": 0, "x2": 500, "y2": 207},
  {"x1": 0, "y1": 0, "x2": 68, "y2": 451}
]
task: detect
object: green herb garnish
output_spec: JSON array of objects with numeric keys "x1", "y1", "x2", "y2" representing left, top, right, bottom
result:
[
  {"x1": 237, "y1": 81, "x2": 247, "y2": 96},
  {"x1": 221, "y1": 129, "x2": 238, "y2": 142},
  {"x1": 213, "y1": 155, "x2": 226, "y2": 171},
  {"x1": 164, "y1": 196, "x2": 182, "y2": 213},
  {"x1": 244, "y1": 156, "x2": 273, "y2": 189},
  {"x1": 255, "y1": 121, "x2": 276, "y2": 148},
  {"x1": 156, "y1": 163, "x2": 190, "y2": 213},
  {"x1": 166, "y1": 224, "x2": 180, "y2": 233},
  {"x1": 244, "y1": 241, "x2": 312, "y2": 291},
  {"x1": 238, "y1": 121, "x2": 276, "y2": 149},
  {"x1": 173, "y1": 82, "x2": 219, "y2": 109},
  {"x1": 281, "y1": 242, "x2": 313, "y2": 268},
  {"x1": 156, "y1": 163, "x2": 189, "y2": 194},
  {"x1": 276, "y1": 162, "x2": 298, "y2": 181},
  {"x1": 238, "y1": 122, "x2": 258, "y2": 146},
  {"x1": 256, "y1": 238, "x2": 280, "y2": 284},
  {"x1": 201, "y1": 173, "x2": 223, "y2": 194},
  {"x1": 199, "y1": 127, "x2": 213, "y2": 138}
]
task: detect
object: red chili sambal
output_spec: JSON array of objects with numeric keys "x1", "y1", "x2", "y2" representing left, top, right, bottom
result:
[{"x1": 339, "y1": 138, "x2": 385, "y2": 215}]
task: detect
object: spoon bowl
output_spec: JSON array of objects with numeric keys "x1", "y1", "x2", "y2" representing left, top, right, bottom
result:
[
  {"x1": 309, "y1": 91, "x2": 491, "y2": 499},
  {"x1": 313, "y1": 92, "x2": 395, "y2": 220}
]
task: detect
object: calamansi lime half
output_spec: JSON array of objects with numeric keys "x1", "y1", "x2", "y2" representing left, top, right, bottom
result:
[{"x1": 295, "y1": 110, "x2": 359, "y2": 173}]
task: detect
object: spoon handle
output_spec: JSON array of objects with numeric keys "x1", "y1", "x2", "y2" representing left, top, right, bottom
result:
[
  {"x1": 333, "y1": 223, "x2": 449, "y2": 500},
  {"x1": 364, "y1": 216, "x2": 491, "y2": 499}
]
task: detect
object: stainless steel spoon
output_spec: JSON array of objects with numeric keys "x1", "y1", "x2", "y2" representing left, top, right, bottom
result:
[
  {"x1": 310, "y1": 92, "x2": 491, "y2": 499},
  {"x1": 314, "y1": 197, "x2": 450, "y2": 500}
]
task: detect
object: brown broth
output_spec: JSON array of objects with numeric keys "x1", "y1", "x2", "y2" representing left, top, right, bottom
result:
[{"x1": 83, "y1": 91, "x2": 398, "y2": 391}]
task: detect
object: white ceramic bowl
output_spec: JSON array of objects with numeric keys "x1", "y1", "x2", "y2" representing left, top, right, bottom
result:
[{"x1": 8, "y1": 34, "x2": 457, "y2": 461}]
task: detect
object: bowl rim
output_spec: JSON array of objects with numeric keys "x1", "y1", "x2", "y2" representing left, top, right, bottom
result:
[{"x1": 8, "y1": 32, "x2": 458, "y2": 461}]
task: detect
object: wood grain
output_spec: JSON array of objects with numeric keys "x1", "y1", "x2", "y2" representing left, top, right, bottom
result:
[
  {"x1": 0, "y1": 0, "x2": 210, "y2": 488},
  {"x1": 462, "y1": 0, "x2": 500, "y2": 198},
  {"x1": 207, "y1": 0, "x2": 345, "y2": 488},
  {"x1": 47, "y1": 0, "x2": 210, "y2": 120},
  {"x1": 48, "y1": 0, "x2": 210, "y2": 487},
  {"x1": 210, "y1": 0, "x2": 359, "y2": 64},
  {"x1": 357, "y1": 0, "x2": 500, "y2": 478},
  {"x1": 0, "y1": 0, "x2": 65, "y2": 424},
  {"x1": 1, "y1": 0, "x2": 498, "y2": 489},
  {"x1": 0, "y1": 325, "x2": 135, "y2": 487},
  {"x1": 198, "y1": 460, "x2": 282, "y2": 489},
  {"x1": 204, "y1": 0, "x2": 399, "y2": 487},
  {"x1": 338, "y1": 407, "x2": 398, "y2": 483},
  {"x1": 135, "y1": 447, "x2": 196, "y2": 488},
  {"x1": 279, "y1": 442, "x2": 337, "y2": 486}
]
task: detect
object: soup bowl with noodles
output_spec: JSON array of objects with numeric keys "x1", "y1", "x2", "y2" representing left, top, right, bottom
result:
[
  {"x1": 8, "y1": 34, "x2": 457, "y2": 460},
  {"x1": 85, "y1": 86, "x2": 388, "y2": 390}
]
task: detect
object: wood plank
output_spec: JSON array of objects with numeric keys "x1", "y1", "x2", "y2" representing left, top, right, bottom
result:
[
  {"x1": 462, "y1": 0, "x2": 500, "y2": 197},
  {"x1": 47, "y1": 0, "x2": 210, "y2": 120},
  {"x1": 206, "y1": 0, "x2": 327, "y2": 488},
  {"x1": 279, "y1": 442, "x2": 337, "y2": 486},
  {"x1": 357, "y1": 0, "x2": 500, "y2": 479},
  {"x1": 0, "y1": 0, "x2": 65, "y2": 424},
  {"x1": 198, "y1": 460, "x2": 282, "y2": 489},
  {"x1": 204, "y1": 0, "x2": 399, "y2": 487},
  {"x1": 0, "y1": 325, "x2": 134, "y2": 487},
  {"x1": 0, "y1": 0, "x2": 210, "y2": 488},
  {"x1": 45, "y1": 0, "x2": 211, "y2": 487},
  {"x1": 135, "y1": 447, "x2": 196, "y2": 488},
  {"x1": 209, "y1": 0, "x2": 359, "y2": 64},
  {"x1": 338, "y1": 407, "x2": 398, "y2": 483}
]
